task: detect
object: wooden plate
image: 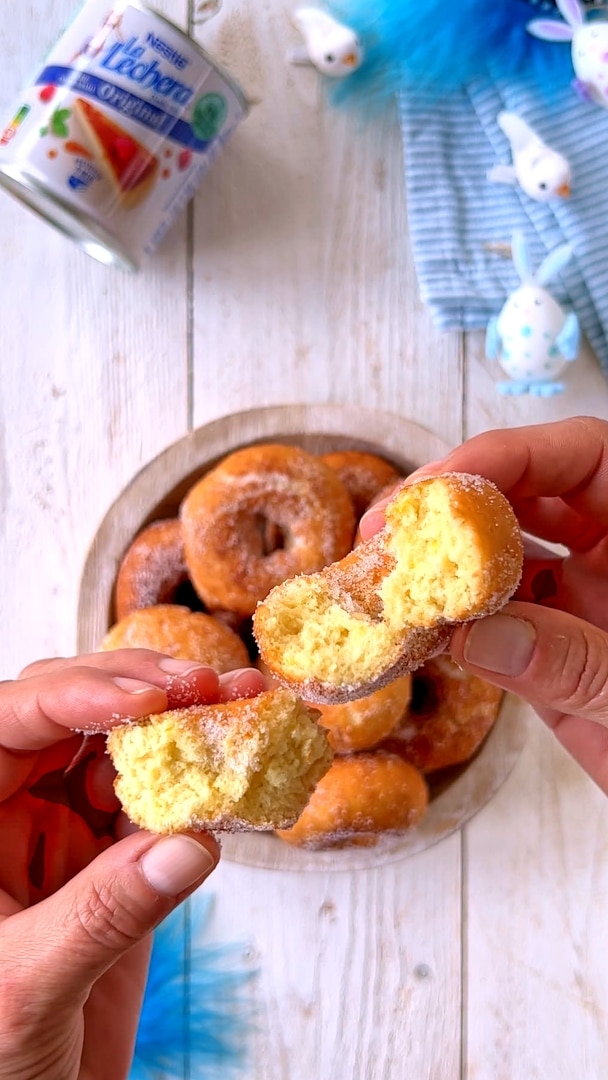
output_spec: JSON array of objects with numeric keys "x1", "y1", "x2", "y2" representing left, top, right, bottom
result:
[{"x1": 77, "y1": 404, "x2": 530, "y2": 872}]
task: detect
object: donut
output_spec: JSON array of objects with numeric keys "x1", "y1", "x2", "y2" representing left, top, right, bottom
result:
[
  {"x1": 388, "y1": 656, "x2": 504, "y2": 772},
  {"x1": 317, "y1": 676, "x2": 412, "y2": 753},
  {"x1": 276, "y1": 751, "x2": 428, "y2": 849},
  {"x1": 180, "y1": 444, "x2": 356, "y2": 616},
  {"x1": 106, "y1": 688, "x2": 333, "y2": 833},
  {"x1": 101, "y1": 604, "x2": 250, "y2": 673},
  {"x1": 253, "y1": 473, "x2": 523, "y2": 703},
  {"x1": 114, "y1": 519, "x2": 189, "y2": 621},
  {"x1": 257, "y1": 658, "x2": 411, "y2": 753},
  {"x1": 320, "y1": 451, "x2": 402, "y2": 519}
]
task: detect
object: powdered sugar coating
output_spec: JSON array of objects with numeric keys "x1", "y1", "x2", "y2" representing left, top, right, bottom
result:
[
  {"x1": 320, "y1": 450, "x2": 401, "y2": 519},
  {"x1": 271, "y1": 626, "x2": 450, "y2": 705},
  {"x1": 277, "y1": 750, "x2": 428, "y2": 848},
  {"x1": 114, "y1": 518, "x2": 188, "y2": 620},
  {"x1": 180, "y1": 444, "x2": 356, "y2": 616},
  {"x1": 254, "y1": 471, "x2": 523, "y2": 701},
  {"x1": 388, "y1": 654, "x2": 503, "y2": 772},
  {"x1": 107, "y1": 688, "x2": 333, "y2": 833},
  {"x1": 101, "y1": 605, "x2": 250, "y2": 673}
]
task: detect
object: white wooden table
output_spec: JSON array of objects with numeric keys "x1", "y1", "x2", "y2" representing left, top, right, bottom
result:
[{"x1": 2, "y1": 3, "x2": 608, "y2": 1078}]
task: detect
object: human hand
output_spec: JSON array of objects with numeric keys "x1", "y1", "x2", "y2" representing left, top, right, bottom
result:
[
  {"x1": 360, "y1": 416, "x2": 608, "y2": 793},
  {"x1": 0, "y1": 650, "x2": 265, "y2": 1080}
]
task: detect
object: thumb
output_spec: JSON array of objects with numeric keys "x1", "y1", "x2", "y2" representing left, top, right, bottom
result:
[
  {"x1": 451, "y1": 600, "x2": 608, "y2": 725},
  {"x1": 1, "y1": 829, "x2": 218, "y2": 1011},
  {"x1": 450, "y1": 601, "x2": 608, "y2": 790}
]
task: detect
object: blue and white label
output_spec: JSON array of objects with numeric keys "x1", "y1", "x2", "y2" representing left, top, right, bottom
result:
[{"x1": 0, "y1": 0, "x2": 247, "y2": 268}]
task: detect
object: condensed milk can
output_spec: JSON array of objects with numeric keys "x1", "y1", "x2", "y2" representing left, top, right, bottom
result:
[{"x1": 0, "y1": 0, "x2": 248, "y2": 269}]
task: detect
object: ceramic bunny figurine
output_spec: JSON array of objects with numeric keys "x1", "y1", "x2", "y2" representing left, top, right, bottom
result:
[
  {"x1": 289, "y1": 8, "x2": 363, "y2": 77},
  {"x1": 486, "y1": 232, "x2": 580, "y2": 396},
  {"x1": 488, "y1": 112, "x2": 572, "y2": 201},
  {"x1": 528, "y1": 0, "x2": 608, "y2": 108}
]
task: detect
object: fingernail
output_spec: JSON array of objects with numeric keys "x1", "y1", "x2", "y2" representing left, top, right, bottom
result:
[
  {"x1": 464, "y1": 614, "x2": 536, "y2": 677},
  {"x1": 113, "y1": 677, "x2": 159, "y2": 694},
  {"x1": 219, "y1": 668, "x2": 265, "y2": 700},
  {"x1": 158, "y1": 658, "x2": 208, "y2": 676},
  {"x1": 140, "y1": 836, "x2": 216, "y2": 897},
  {"x1": 219, "y1": 667, "x2": 257, "y2": 681}
]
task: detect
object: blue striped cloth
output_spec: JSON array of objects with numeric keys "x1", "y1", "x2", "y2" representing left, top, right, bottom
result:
[{"x1": 399, "y1": 79, "x2": 608, "y2": 376}]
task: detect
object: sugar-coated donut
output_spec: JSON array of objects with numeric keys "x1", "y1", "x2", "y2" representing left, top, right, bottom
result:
[
  {"x1": 180, "y1": 444, "x2": 356, "y2": 616},
  {"x1": 257, "y1": 657, "x2": 411, "y2": 752},
  {"x1": 317, "y1": 676, "x2": 412, "y2": 753},
  {"x1": 101, "y1": 604, "x2": 250, "y2": 673},
  {"x1": 320, "y1": 451, "x2": 402, "y2": 519},
  {"x1": 388, "y1": 656, "x2": 503, "y2": 772},
  {"x1": 276, "y1": 751, "x2": 428, "y2": 849},
  {"x1": 107, "y1": 688, "x2": 333, "y2": 833},
  {"x1": 253, "y1": 473, "x2": 523, "y2": 703},
  {"x1": 114, "y1": 519, "x2": 189, "y2": 621}
]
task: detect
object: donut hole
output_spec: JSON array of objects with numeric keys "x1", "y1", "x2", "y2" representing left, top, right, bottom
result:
[
  {"x1": 172, "y1": 578, "x2": 206, "y2": 612},
  {"x1": 253, "y1": 514, "x2": 289, "y2": 556},
  {"x1": 409, "y1": 674, "x2": 440, "y2": 718}
]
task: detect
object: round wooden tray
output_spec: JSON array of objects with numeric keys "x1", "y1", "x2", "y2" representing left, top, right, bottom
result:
[{"x1": 77, "y1": 404, "x2": 530, "y2": 872}]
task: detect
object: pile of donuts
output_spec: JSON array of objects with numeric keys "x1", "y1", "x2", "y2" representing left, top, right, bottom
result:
[{"x1": 102, "y1": 442, "x2": 504, "y2": 850}]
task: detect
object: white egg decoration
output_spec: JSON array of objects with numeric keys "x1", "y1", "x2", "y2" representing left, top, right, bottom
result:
[
  {"x1": 528, "y1": 0, "x2": 608, "y2": 108},
  {"x1": 485, "y1": 231, "x2": 581, "y2": 396}
]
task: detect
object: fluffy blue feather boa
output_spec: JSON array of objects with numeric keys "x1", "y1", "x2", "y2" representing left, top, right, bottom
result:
[
  {"x1": 129, "y1": 897, "x2": 256, "y2": 1080},
  {"x1": 326, "y1": 0, "x2": 573, "y2": 109}
]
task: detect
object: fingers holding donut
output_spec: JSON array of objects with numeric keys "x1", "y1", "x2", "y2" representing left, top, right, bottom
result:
[
  {"x1": 449, "y1": 600, "x2": 608, "y2": 793},
  {"x1": 360, "y1": 416, "x2": 608, "y2": 543},
  {"x1": 1, "y1": 651, "x2": 265, "y2": 752}
]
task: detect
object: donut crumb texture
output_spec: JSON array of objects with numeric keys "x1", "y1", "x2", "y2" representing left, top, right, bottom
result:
[
  {"x1": 107, "y1": 688, "x2": 333, "y2": 834},
  {"x1": 253, "y1": 473, "x2": 523, "y2": 699}
]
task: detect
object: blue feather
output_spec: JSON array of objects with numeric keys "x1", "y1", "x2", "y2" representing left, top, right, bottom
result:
[
  {"x1": 130, "y1": 897, "x2": 257, "y2": 1080},
  {"x1": 324, "y1": 0, "x2": 573, "y2": 110}
]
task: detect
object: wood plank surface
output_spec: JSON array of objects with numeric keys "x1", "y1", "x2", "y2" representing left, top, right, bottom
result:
[
  {"x1": 463, "y1": 332, "x2": 608, "y2": 1078},
  {"x1": 0, "y1": 0, "x2": 191, "y2": 674},
  {"x1": 206, "y1": 839, "x2": 462, "y2": 1080},
  {"x1": 190, "y1": 0, "x2": 464, "y2": 445}
]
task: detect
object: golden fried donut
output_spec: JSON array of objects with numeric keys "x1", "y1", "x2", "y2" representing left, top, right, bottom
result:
[
  {"x1": 107, "y1": 688, "x2": 333, "y2": 833},
  {"x1": 320, "y1": 451, "x2": 402, "y2": 519},
  {"x1": 253, "y1": 473, "x2": 523, "y2": 703},
  {"x1": 180, "y1": 444, "x2": 356, "y2": 616},
  {"x1": 256, "y1": 658, "x2": 411, "y2": 753},
  {"x1": 114, "y1": 519, "x2": 189, "y2": 621},
  {"x1": 101, "y1": 604, "x2": 250, "y2": 673},
  {"x1": 388, "y1": 656, "x2": 504, "y2": 772},
  {"x1": 317, "y1": 676, "x2": 412, "y2": 753},
  {"x1": 276, "y1": 751, "x2": 428, "y2": 849}
]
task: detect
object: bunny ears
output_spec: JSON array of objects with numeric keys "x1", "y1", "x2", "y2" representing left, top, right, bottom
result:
[
  {"x1": 511, "y1": 230, "x2": 574, "y2": 286},
  {"x1": 527, "y1": 0, "x2": 584, "y2": 42}
]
